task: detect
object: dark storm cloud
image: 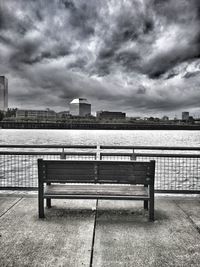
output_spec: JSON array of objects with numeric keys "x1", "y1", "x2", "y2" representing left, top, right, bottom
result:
[
  {"x1": 0, "y1": 0, "x2": 200, "y2": 116},
  {"x1": 142, "y1": 0, "x2": 200, "y2": 78},
  {"x1": 183, "y1": 71, "x2": 200, "y2": 79}
]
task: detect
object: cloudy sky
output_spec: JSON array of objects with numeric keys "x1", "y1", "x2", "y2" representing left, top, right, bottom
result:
[{"x1": 0, "y1": 0, "x2": 200, "y2": 117}]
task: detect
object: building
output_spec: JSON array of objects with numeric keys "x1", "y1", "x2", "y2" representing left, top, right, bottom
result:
[
  {"x1": 57, "y1": 111, "x2": 70, "y2": 118},
  {"x1": 70, "y1": 98, "x2": 91, "y2": 116},
  {"x1": 162, "y1": 116, "x2": 169, "y2": 121},
  {"x1": 182, "y1": 112, "x2": 189, "y2": 121},
  {"x1": 96, "y1": 111, "x2": 126, "y2": 120},
  {"x1": 16, "y1": 109, "x2": 56, "y2": 120},
  {"x1": 0, "y1": 76, "x2": 8, "y2": 111},
  {"x1": 188, "y1": 116, "x2": 194, "y2": 123}
]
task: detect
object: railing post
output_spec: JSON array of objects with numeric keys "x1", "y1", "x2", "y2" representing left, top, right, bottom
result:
[
  {"x1": 97, "y1": 145, "x2": 100, "y2": 160},
  {"x1": 60, "y1": 148, "x2": 66, "y2": 159},
  {"x1": 131, "y1": 149, "x2": 136, "y2": 160},
  {"x1": 38, "y1": 159, "x2": 45, "y2": 218}
]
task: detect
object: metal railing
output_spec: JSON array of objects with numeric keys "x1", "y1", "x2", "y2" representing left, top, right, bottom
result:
[
  {"x1": 0, "y1": 145, "x2": 97, "y2": 190},
  {"x1": 0, "y1": 145, "x2": 199, "y2": 193}
]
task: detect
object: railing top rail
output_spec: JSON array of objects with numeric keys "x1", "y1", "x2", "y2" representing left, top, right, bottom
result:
[
  {"x1": 0, "y1": 151, "x2": 97, "y2": 156},
  {"x1": 100, "y1": 152, "x2": 200, "y2": 158},
  {"x1": 0, "y1": 144, "x2": 199, "y2": 151},
  {"x1": 100, "y1": 145, "x2": 200, "y2": 151},
  {"x1": 0, "y1": 145, "x2": 97, "y2": 149}
]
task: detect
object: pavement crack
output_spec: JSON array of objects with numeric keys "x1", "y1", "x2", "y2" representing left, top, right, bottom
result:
[
  {"x1": 174, "y1": 200, "x2": 200, "y2": 235},
  {"x1": 0, "y1": 197, "x2": 23, "y2": 219},
  {"x1": 89, "y1": 199, "x2": 98, "y2": 267}
]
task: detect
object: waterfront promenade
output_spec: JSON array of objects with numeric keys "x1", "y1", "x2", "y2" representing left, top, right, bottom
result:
[{"x1": 0, "y1": 193, "x2": 200, "y2": 267}]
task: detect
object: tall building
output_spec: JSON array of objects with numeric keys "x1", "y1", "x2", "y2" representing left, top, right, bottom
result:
[
  {"x1": 70, "y1": 98, "x2": 91, "y2": 116},
  {"x1": 182, "y1": 111, "x2": 189, "y2": 121},
  {"x1": 0, "y1": 76, "x2": 8, "y2": 111}
]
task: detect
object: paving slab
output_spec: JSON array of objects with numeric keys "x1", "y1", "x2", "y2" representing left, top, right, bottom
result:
[
  {"x1": 174, "y1": 198, "x2": 200, "y2": 230},
  {"x1": 92, "y1": 198, "x2": 200, "y2": 267},
  {"x1": 0, "y1": 197, "x2": 96, "y2": 267},
  {"x1": 0, "y1": 196, "x2": 22, "y2": 217}
]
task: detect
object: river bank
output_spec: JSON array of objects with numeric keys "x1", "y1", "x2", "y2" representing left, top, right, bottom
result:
[{"x1": 1, "y1": 121, "x2": 200, "y2": 130}]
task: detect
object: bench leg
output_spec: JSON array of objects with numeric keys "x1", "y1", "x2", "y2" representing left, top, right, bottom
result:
[
  {"x1": 149, "y1": 199, "x2": 154, "y2": 221},
  {"x1": 38, "y1": 181, "x2": 45, "y2": 218},
  {"x1": 46, "y1": 198, "x2": 51, "y2": 208},
  {"x1": 144, "y1": 200, "x2": 148, "y2": 210},
  {"x1": 39, "y1": 197, "x2": 45, "y2": 218}
]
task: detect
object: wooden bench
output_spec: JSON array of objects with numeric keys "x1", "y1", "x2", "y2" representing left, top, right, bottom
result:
[{"x1": 38, "y1": 159, "x2": 155, "y2": 221}]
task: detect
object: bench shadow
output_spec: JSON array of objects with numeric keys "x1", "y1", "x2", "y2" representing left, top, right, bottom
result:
[
  {"x1": 95, "y1": 210, "x2": 170, "y2": 227},
  {"x1": 43, "y1": 205, "x2": 170, "y2": 223},
  {"x1": 45, "y1": 206, "x2": 94, "y2": 217}
]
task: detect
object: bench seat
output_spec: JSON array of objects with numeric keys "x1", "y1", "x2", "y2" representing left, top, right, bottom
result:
[{"x1": 44, "y1": 184, "x2": 149, "y2": 199}]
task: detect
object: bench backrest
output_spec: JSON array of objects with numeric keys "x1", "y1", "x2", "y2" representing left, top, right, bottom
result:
[
  {"x1": 38, "y1": 159, "x2": 155, "y2": 185},
  {"x1": 97, "y1": 161, "x2": 155, "y2": 184},
  {"x1": 38, "y1": 160, "x2": 96, "y2": 183}
]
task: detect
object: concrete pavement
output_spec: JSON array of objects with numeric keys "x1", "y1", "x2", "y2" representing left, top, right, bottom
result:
[{"x1": 0, "y1": 194, "x2": 199, "y2": 267}]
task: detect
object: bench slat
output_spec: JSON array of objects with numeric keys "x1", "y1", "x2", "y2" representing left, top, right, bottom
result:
[
  {"x1": 46, "y1": 177, "x2": 95, "y2": 182},
  {"x1": 99, "y1": 172, "x2": 147, "y2": 177},
  {"x1": 99, "y1": 169, "x2": 148, "y2": 174},
  {"x1": 98, "y1": 175, "x2": 150, "y2": 184},
  {"x1": 47, "y1": 170, "x2": 95, "y2": 175},
  {"x1": 45, "y1": 184, "x2": 148, "y2": 197},
  {"x1": 97, "y1": 179, "x2": 148, "y2": 184},
  {"x1": 43, "y1": 195, "x2": 149, "y2": 200},
  {"x1": 45, "y1": 177, "x2": 95, "y2": 182},
  {"x1": 98, "y1": 165, "x2": 149, "y2": 170},
  {"x1": 47, "y1": 166, "x2": 95, "y2": 171},
  {"x1": 46, "y1": 163, "x2": 95, "y2": 169}
]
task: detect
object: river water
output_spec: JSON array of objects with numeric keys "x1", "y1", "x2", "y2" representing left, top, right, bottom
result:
[
  {"x1": 0, "y1": 129, "x2": 199, "y2": 190},
  {"x1": 0, "y1": 129, "x2": 200, "y2": 146}
]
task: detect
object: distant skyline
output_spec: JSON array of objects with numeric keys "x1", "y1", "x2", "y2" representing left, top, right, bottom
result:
[{"x1": 0, "y1": 0, "x2": 200, "y2": 117}]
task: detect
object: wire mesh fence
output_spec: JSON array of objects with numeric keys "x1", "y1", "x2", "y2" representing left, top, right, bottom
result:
[
  {"x1": 0, "y1": 151, "x2": 96, "y2": 189},
  {"x1": 100, "y1": 152, "x2": 200, "y2": 193},
  {"x1": 0, "y1": 145, "x2": 199, "y2": 192}
]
